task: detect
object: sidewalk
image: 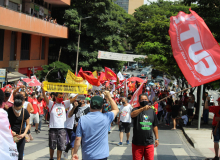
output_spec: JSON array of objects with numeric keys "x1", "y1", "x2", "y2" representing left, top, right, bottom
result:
[{"x1": 182, "y1": 113, "x2": 216, "y2": 159}]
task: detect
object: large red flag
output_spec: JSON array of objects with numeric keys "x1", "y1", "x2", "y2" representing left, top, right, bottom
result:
[
  {"x1": 169, "y1": 9, "x2": 220, "y2": 87},
  {"x1": 129, "y1": 80, "x2": 147, "y2": 108},
  {"x1": 22, "y1": 77, "x2": 41, "y2": 86},
  {"x1": 99, "y1": 72, "x2": 106, "y2": 84},
  {"x1": 127, "y1": 77, "x2": 144, "y2": 83},
  {"x1": 105, "y1": 67, "x2": 117, "y2": 81},
  {"x1": 81, "y1": 72, "x2": 100, "y2": 86}
]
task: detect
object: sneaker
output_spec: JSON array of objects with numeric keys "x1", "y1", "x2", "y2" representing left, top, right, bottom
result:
[
  {"x1": 63, "y1": 152, "x2": 68, "y2": 160},
  {"x1": 212, "y1": 156, "x2": 219, "y2": 160},
  {"x1": 126, "y1": 140, "x2": 130, "y2": 145},
  {"x1": 35, "y1": 129, "x2": 40, "y2": 134},
  {"x1": 117, "y1": 142, "x2": 123, "y2": 146}
]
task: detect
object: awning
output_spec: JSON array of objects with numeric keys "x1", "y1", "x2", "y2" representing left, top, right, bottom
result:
[{"x1": 7, "y1": 72, "x2": 28, "y2": 82}]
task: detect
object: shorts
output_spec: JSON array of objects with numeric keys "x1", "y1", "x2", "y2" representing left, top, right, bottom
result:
[
  {"x1": 119, "y1": 122, "x2": 131, "y2": 133},
  {"x1": 49, "y1": 128, "x2": 67, "y2": 151},
  {"x1": 30, "y1": 113, "x2": 39, "y2": 124},
  {"x1": 132, "y1": 143, "x2": 154, "y2": 160},
  {"x1": 212, "y1": 126, "x2": 220, "y2": 143},
  {"x1": 187, "y1": 109, "x2": 194, "y2": 116}
]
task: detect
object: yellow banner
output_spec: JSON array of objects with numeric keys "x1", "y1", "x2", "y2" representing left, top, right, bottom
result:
[
  {"x1": 92, "y1": 71, "x2": 98, "y2": 78},
  {"x1": 43, "y1": 81, "x2": 87, "y2": 94},
  {"x1": 66, "y1": 70, "x2": 84, "y2": 84}
]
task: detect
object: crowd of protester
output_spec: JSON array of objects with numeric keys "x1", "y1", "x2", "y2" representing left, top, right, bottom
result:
[{"x1": 0, "y1": 80, "x2": 214, "y2": 160}]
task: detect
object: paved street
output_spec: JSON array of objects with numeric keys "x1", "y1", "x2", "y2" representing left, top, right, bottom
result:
[{"x1": 23, "y1": 122, "x2": 205, "y2": 160}]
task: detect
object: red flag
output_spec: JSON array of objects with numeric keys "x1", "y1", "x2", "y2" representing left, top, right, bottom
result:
[
  {"x1": 17, "y1": 81, "x2": 23, "y2": 88},
  {"x1": 105, "y1": 67, "x2": 117, "y2": 81},
  {"x1": 78, "y1": 68, "x2": 94, "y2": 79},
  {"x1": 128, "y1": 82, "x2": 136, "y2": 92},
  {"x1": 127, "y1": 77, "x2": 144, "y2": 83},
  {"x1": 22, "y1": 77, "x2": 41, "y2": 86},
  {"x1": 105, "y1": 81, "x2": 110, "y2": 87},
  {"x1": 129, "y1": 80, "x2": 147, "y2": 108},
  {"x1": 169, "y1": 9, "x2": 220, "y2": 87},
  {"x1": 1, "y1": 84, "x2": 12, "y2": 92},
  {"x1": 81, "y1": 72, "x2": 100, "y2": 86},
  {"x1": 98, "y1": 72, "x2": 107, "y2": 84}
]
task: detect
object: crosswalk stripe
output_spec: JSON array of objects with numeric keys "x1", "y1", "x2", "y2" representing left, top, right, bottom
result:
[
  {"x1": 172, "y1": 148, "x2": 188, "y2": 160},
  {"x1": 24, "y1": 147, "x2": 49, "y2": 159},
  {"x1": 109, "y1": 147, "x2": 127, "y2": 155},
  {"x1": 25, "y1": 143, "x2": 38, "y2": 148}
]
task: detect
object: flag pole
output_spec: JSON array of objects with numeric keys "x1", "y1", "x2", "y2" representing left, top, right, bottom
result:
[{"x1": 198, "y1": 85, "x2": 203, "y2": 130}]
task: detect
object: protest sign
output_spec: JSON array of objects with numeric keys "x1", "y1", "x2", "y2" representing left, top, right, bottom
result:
[
  {"x1": 169, "y1": 9, "x2": 220, "y2": 87},
  {"x1": 43, "y1": 81, "x2": 87, "y2": 94}
]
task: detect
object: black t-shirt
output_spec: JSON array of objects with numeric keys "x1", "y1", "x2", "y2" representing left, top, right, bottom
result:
[
  {"x1": 132, "y1": 107, "x2": 158, "y2": 146},
  {"x1": 7, "y1": 107, "x2": 30, "y2": 134}
]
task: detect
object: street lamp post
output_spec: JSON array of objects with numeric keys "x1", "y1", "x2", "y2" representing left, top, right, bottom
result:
[{"x1": 75, "y1": 16, "x2": 92, "y2": 75}]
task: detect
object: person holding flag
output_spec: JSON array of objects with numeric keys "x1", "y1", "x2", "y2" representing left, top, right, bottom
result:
[{"x1": 131, "y1": 94, "x2": 159, "y2": 160}]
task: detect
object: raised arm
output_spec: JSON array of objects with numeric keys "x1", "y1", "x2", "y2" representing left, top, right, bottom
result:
[
  {"x1": 131, "y1": 107, "x2": 145, "y2": 118},
  {"x1": 104, "y1": 91, "x2": 119, "y2": 118},
  {"x1": 41, "y1": 84, "x2": 49, "y2": 105},
  {"x1": 13, "y1": 85, "x2": 25, "y2": 96},
  {"x1": 70, "y1": 95, "x2": 78, "y2": 104}
]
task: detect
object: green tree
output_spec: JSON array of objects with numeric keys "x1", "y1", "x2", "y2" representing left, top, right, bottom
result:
[
  {"x1": 52, "y1": 0, "x2": 133, "y2": 72},
  {"x1": 126, "y1": 1, "x2": 191, "y2": 79},
  {"x1": 36, "y1": 61, "x2": 72, "y2": 82}
]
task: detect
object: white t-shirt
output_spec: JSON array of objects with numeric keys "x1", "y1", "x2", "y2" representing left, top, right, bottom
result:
[
  {"x1": 23, "y1": 101, "x2": 30, "y2": 109},
  {"x1": 65, "y1": 104, "x2": 75, "y2": 129},
  {"x1": 48, "y1": 100, "x2": 70, "y2": 128},
  {"x1": 119, "y1": 104, "x2": 133, "y2": 123},
  {"x1": 169, "y1": 91, "x2": 175, "y2": 99}
]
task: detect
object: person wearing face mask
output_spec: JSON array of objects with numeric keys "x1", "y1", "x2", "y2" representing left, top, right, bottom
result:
[
  {"x1": 1, "y1": 87, "x2": 13, "y2": 110},
  {"x1": 7, "y1": 94, "x2": 30, "y2": 160},
  {"x1": 37, "y1": 95, "x2": 46, "y2": 131},
  {"x1": 117, "y1": 97, "x2": 133, "y2": 146},
  {"x1": 42, "y1": 84, "x2": 78, "y2": 160},
  {"x1": 131, "y1": 94, "x2": 159, "y2": 160}
]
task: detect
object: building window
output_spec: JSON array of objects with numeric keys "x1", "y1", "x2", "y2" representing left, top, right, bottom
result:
[
  {"x1": 0, "y1": 0, "x2": 4, "y2": 6},
  {"x1": 20, "y1": 33, "x2": 30, "y2": 60},
  {"x1": 10, "y1": 31, "x2": 16, "y2": 61},
  {"x1": 8, "y1": 1, "x2": 18, "y2": 11},
  {"x1": 41, "y1": 37, "x2": 45, "y2": 59},
  {"x1": 0, "y1": 29, "x2": 4, "y2": 61}
]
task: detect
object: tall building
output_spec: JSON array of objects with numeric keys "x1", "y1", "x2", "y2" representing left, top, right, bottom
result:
[
  {"x1": 114, "y1": 0, "x2": 146, "y2": 14},
  {"x1": 114, "y1": 0, "x2": 176, "y2": 14},
  {"x1": 0, "y1": 0, "x2": 69, "y2": 77}
]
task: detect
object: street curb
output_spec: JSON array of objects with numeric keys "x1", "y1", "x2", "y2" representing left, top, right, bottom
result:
[{"x1": 181, "y1": 126, "x2": 198, "y2": 148}]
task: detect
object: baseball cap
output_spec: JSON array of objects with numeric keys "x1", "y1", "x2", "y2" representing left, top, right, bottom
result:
[
  {"x1": 86, "y1": 97, "x2": 91, "y2": 101},
  {"x1": 217, "y1": 98, "x2": 220, "y2": 102},
  {"x1": 91, "y1": 96, "x2": 104, "y2": 109}
]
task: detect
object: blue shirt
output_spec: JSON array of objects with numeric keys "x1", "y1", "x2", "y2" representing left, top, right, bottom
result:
[{"x1": 76, "y1": 111, "x2": 114, "y2": 160}]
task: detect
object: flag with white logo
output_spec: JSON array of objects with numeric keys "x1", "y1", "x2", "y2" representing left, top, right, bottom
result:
[{"x1": 169, "y1": 9, "x2": 220, "y2": 87}]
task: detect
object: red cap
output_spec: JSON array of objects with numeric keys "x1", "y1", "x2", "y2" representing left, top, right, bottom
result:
[{"x1": 217, "y1": 98, "x2": 220, "y2": 102}]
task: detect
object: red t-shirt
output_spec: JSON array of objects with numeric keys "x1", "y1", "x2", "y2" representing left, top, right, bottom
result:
[
  {"x1": 38, "y1": 101, "x2": 45, "y2": 115},
  {"x1": 31, "y1": 98, "x2": 39, "y2": 114},
  {"x1": 28, "y1": 97, "x2": 33, "y2": 103},
  {"x1": 209, "y1": 106, "x2": 220, "y2": 126}
]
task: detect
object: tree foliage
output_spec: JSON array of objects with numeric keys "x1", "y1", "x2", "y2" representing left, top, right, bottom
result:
[
  {"x1": 126, "y1": 1, "x2": 191, "y2": 78},
  {"x1": 36, "y1": 61, "x2": 72, "y2": 83},
  {"x1": 52, "y1": 0, "x2": 133, "y2": 72}
]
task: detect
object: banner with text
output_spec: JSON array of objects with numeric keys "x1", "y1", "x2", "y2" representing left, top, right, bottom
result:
[
  {"x1": 169, "y1": 9, "x2": 220, "y2": 87},
  {"x1": 43, "y1": 81, "x2": 87, "y2": 94}
]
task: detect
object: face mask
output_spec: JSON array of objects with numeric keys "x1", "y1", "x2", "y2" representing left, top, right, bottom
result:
[
  {"x1": 120, "y1": 102, "x2": 122, "y2": 105},
  {"x1": 56, "y1": 97, "x2": 63, "y2": 103},
  {"x1": 14, "y1": 108, "x2": 22, "y2": 114},
  {"x1": 5, "y1": 92, "x2": 10, "y2": 97},
  {"x1": 122, "y1": 102, "x2": 126, "y2": 105},
  {"x1": 140, "y1": 101, "x2": 148, "y2": 107}
]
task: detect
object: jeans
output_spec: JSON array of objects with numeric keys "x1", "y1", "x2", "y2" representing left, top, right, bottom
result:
[
  {"x1": 166, "y1": 112, "x2": 171, "y2": 125},
  {"x1": 203, "y1": 109, "x2": 209, "y2": 123},
  {"x1": 65, "y1": 129, "x2": 76, "y2": 153},
  {"x1": 38, "y1": 115, "x2": 44, "y2": 131}
]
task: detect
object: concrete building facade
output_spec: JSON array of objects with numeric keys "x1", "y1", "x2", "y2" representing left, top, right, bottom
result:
[{"x1": 0, "y1": 0, "x2": 69, "y2": 77}]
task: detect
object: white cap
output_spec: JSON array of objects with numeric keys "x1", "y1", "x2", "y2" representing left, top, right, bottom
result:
[{"x1": 69, "y1": 93, "x2": 77, "y2": 98}]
